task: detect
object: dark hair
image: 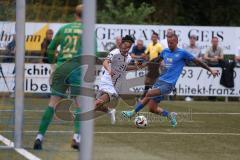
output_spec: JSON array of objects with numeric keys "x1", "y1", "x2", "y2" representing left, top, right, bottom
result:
[
  {"x1": 172, "y1": 34, "x2": 178, "y2": 41},
  {"x1": 152, "y1": 32, "x2": 159, "y2": 37},
  {"x1": 122, "y1": 35, "x2": 135, "y2": 44},
  {"x1": 46, "y1": 29, "x2": 53, "y2": 35}
]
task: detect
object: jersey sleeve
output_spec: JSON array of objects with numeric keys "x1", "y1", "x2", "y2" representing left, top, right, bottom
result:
[
  {"x1": 184, "y1": 50, "x2": 195, "y2": 61},
  {"x1": 47, "y1": 28, "x2": 62, "y2": 63},
  {"x1": 105, "y1": 49, "x2": 117, "y2": 62}
]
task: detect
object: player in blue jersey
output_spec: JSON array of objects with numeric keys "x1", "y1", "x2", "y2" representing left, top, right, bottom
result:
[{"x1": 122, "y1": 34, "x2": 219, "y2": 127}]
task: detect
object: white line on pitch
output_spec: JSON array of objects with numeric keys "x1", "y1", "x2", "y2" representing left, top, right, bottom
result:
[
  {"x1": 140, "y1": 112, "x2": 240, "y2": 115},
  {"x1": 0, "y1": 110, "x2": 44, "y2": 112},
  {"x1": 0, "y1": 134, "x2": 41, "y2": 160},
  {"x1": 0, "y1": 110, "x2": 240, "y2": 115},
  {"x1": 94, "y1": 132, "x2": 240, "y2": 136},
  {"x1": 1, "y1": 131, "x2": 240, "y2": 136},
  {"x1": 191, "y1": 112, "x2": 240, "y2": 115}
]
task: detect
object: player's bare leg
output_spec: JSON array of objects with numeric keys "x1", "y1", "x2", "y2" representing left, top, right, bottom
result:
[
  {"x1": 147, "y1": 99, "x2": 163, "y2": 114},
  {"x1": 147, "y1": 99, "x2": 177, "y2": 127},
  {"x1": 141, "y1": 88, "x2": 161, "y2": 106},
  {"x1": 95, "y1": 93, "x2": 116, "y2": 124},
  {"x1": 95, "y1": 93, "x2": 110, "y2": 112},
  {"x1": 122, "y1": 88, "x2": 160, "y2": 118},
  {"x1": 122, "y1": 88, "x2": 177, "y2": 127}
]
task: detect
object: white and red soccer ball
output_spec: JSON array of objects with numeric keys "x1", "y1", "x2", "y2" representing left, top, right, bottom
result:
[{"x1": 134, "y1": 115, "x2": 148, "y2": 128}]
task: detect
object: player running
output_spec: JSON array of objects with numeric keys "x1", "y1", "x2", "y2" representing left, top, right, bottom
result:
[
  {"x1": 94, "y1": 35, "x2": 144, "y2": 121},
  {"x1": 33, "y1": 4, "x2": 84, "y2": 150},
  {"x1": 122, "y1": 34, "x2": 219, "y2": 127}
]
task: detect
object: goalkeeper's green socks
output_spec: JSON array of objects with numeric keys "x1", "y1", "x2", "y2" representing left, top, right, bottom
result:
[
  {"x1": 38, "y1": 106, "x2": 54, "y2": 138},
  {"x1": 36, "y1": 107, "x2": 81, "y2": 141},
  {"x1": 73, "y1": 108, "x2": 81, "y2": 142},
  {"x1": 73, "y1": 108, "x2": 81, "y2": 134}
]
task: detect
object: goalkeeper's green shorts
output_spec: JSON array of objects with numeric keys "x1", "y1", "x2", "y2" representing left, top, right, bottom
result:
[{"x1": 50, "y1": 60, "x2": 81, "y2": 98}]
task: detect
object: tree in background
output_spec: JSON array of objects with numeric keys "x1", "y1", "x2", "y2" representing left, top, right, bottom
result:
[
  {"x1": 97, "y1": 0, "x2": 155, "y2": 24},
  {"x1": 149, "y1": 0, "x2": 240, "y2": 26},
  {"x1": 0, "y1": 0, "x2": 240, "y2": 26},
  {"x1": 0, "y1": 0, "x2": 15, "y2": 21}
]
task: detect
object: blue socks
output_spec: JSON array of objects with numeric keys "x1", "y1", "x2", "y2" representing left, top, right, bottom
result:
[
  {"x1": 134, "y1": 102, "x2": 144, "y2": 113},
  {"x1": 134, "y1": 102, "x2": 169, "y2": 117},
  {"x1": 162, "y1": 110, "x2": 169, "y2": 117}
]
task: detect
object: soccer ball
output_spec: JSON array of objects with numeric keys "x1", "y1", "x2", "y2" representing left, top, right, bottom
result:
[{"x1": 134, "y1": 115, "x2": 148, "y2": 128}]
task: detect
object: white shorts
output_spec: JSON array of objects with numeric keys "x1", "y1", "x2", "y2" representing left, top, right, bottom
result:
[{"x1": 97, "y1": 82, "x2": 118, "y2": 101}]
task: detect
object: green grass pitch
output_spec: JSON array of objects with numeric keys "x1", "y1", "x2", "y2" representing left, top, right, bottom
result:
[{"x1": 0, "y1": 97, "x2": 240, "y2": 160}]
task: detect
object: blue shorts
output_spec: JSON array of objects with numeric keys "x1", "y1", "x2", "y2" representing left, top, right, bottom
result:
[{"x1": 151, "y1": 80, "x2": 174, "y2": 103}]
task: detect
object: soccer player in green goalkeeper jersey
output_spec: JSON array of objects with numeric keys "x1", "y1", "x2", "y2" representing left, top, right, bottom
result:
[{"x1": 34, "y1": 4, "x2": 84, "y2": 150}]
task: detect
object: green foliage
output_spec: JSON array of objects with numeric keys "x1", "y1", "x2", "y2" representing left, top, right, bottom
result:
[
  {"x1": 0, "y1": 0, "x2": 79, "y2": 22},
  {"x1": 97, "y1": 0, "x2": 155, "y2": 24},
  {"x1": 0, "y1": 0, "x2": 240, "y2": 26},
  {"x1": 25, "y1": 0, "x2": 78, "y2": 22},
  {"x1": 0, "y1": 1, "x2": 15, "y2": 21}
]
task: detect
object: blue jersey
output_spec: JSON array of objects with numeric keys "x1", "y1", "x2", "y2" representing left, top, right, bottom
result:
[{"x1": 159, "y1": 48, "x2": 195, "y2": 85}]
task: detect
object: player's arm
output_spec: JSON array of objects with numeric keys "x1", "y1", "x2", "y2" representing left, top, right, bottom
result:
[
  {"x1": 102, "y1": 59, "x2": 112, "y2": 75},
  {"x1": 184, "y1": 50, "x2": 218, "y2": 76},
  {"x1": 47, "y1": 29, "x2": 62, "y2": 63},
  {"x1": 193, "y1": 57, "x2": 219, "y2": 77},
  {"x1": 103, "y1": 51, "x2": 115, "y2": 75},
  {"x1": 198, "y1": 50, "x2": 203, "y2": 60}
]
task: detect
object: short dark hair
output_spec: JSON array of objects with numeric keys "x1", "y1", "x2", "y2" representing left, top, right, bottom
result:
[
  {"x1": 122, "y1": 35, "x2": 135, "y2": 44},
  {"x1": 172, "y1": 34, "x2": 178, "y2": 41},
  {"x1": 152, "y1": 32, "x2": 159, "y2": 37},
  {"x1": 167, "y1": 28, "x2": 174, "y2": 34},
  {"x1": 46, "y1": 29, "x2": 53, "y2": 35}
]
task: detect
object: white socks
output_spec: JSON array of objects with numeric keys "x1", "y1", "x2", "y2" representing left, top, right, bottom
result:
[
  {"x1": 36, "y1": 133, "x2": 81, "y2": 143},
  {"x1": 36, "y1": 134, "x2": 43, "y2": 141},
  {"x1": 73, "y1": 133, "x2": 81, "y2": 143}
]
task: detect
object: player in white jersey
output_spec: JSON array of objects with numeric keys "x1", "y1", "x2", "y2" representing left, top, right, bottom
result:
[{"x1": 95, "y1": 35, "x2": 143, "y2": 124}]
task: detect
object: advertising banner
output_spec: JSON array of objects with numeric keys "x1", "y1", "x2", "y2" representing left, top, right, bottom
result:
[
  {"x1": 0, "y1": 63, "x2": 239, "y2": 97},
  {"x1": 0, "y1": 22, "x2": 239, "y2": 54}
]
